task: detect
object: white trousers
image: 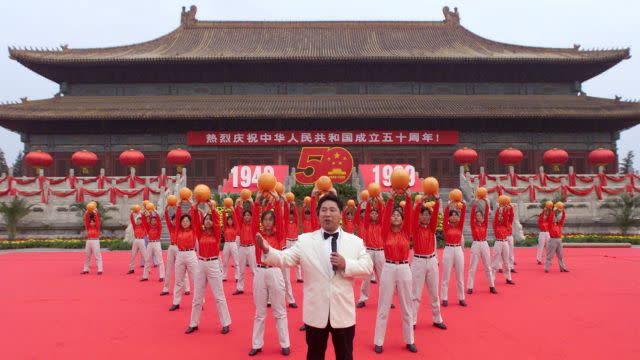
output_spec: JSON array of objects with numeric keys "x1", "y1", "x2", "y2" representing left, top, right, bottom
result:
[
  {"x1": 467, "y1": 241, "x2": 494, "y2": 289},
  {"x1": 237, "y1": 245, "x2": 257, "y2": 292},
  {"x1": 411, "y1": 255, "x2": 442, "y2": 325},
  {"x1": 190, "y1": 259, "x2": 232, "y2": 328},
  {"x1": 173, "y1": 250, "x2": 198, "y2": 305},
  {"x1": 491, "y1": 241, "x2": 512, "y2": 281},
  {"x1": 545, "y1": 238, "x2": 568, "y2": 271},
  {"x1": 286, "y1": 239, "x2": 302, "y2": 280},
  {"x1": 508, "y1": 235, "x2": 515, "y2": 269},
  {"x1": 359, "y1": 249, "x2": 385, "y2": 302},
  {"x1": 374, "y1": 263, "x2": 414, "y2": 346},
  {"x1": 162, "y1": 244, "x2": 190, "y2": 293},
  {"x1": 221, "y1": 242, "x2": 239, "y2": 281},
  {"x1": 129, "y1": 238, "x2": 148, "y2": 271},
  {"x1": 252, "y1": 267, "x2": 290, "y2": 349},
  {"x1": 83, "y1": 239, "x2": 103, "y2": 272},
  {"x1": 143, "y1": 242, "x2": 165, "y2": 280},
  {"x1": 537, "y1": 232, "x2": 550, "y2": 262},
  {"x1": 441, "y1": 246, "x2": 465, "y2": 301}
]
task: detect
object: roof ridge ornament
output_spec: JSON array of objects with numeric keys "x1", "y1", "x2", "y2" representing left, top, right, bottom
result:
[
  {"x1": 181, "y1": 5, "x2": 198, "y2": 27},
  {"x1": 442, "y1": 6, "x2": 460, "y2": 25}
]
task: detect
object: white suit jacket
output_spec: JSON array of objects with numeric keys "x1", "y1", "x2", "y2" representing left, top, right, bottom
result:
[{"x1": 263, "y1": 228, "x2": 373, "y2": 329}]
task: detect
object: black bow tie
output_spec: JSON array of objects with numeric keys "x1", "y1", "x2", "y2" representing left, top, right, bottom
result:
[{"x1": 323, "y1": 232, "x2": 339, "y2": 240}]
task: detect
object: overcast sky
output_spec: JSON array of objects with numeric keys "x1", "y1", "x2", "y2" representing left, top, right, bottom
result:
[{"x1": 0, "y1": 0, "x2": 638, "y2": 166}]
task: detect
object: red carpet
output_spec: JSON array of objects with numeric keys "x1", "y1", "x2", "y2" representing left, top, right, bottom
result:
[{"x1": 1, "y1": 247, "x2": 639, "y2": 359}]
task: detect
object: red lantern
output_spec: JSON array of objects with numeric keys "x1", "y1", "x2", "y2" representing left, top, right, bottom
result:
[
  {"x1": 25, "y1": 150, "x2": 53, "y2": 173},
  {"x1": 543, "y1": 148, "x2": 569, "y2": 173},
  {"x1": 71, "y1": 150, "x2": 98, "y2": 175},
  {"x1": 453, "y1": 147, "x2": 478, "y2": 172},
  {"x1": 498, "y1": 148, "x2": 524, "y2": 168},
  {"x1": 119, "y1": 149, "x2": 145, "y2": 171},
  {"x1": 167, "y1": 148, "x2": 192, "y2": 173},
  {"x1": 588, "y1": 148, "x2": 615, "y2": 168}
]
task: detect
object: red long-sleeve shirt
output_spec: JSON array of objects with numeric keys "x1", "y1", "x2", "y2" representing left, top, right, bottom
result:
[
  {"x1": 381, "y1": 196, "x2": 412, "y2": 262},
  {"x1": 142, "y1": 212, "x2": 162, "y2": 241},
  {"x1": 505, "y1": 205, "x2": 515, "y2": 236},
  {"x1": 493, "y1": 206, "x2": 511, "y2": 240},
  {"x1": 412, "y1": 199, "x2": 439, "y2": 255},
  {"x1": 165, "y1": 209, "x2": 177, "y2": 245},
  {"x1": 363, "y1": 200, "x2": 385, "y2": 249},
  {"x1": 255, "y1": 200, "x2": 286, "y2": 265},
  {"x1": 130, "y1": 213, "x2": 146, "y2": 239},
  {"x1": 222, "y1": 210, "x2": 238, "y2": 243},
  {"x1": 286, "y1": 204, "x2": 299, "y2": 239},
  {"x1": 85, "y1": 211, "x2": 101, "y2": 239},
  {"x1": 342, "y1": 208, "x2": 355, "y2": 233},
  {"x1": 443, "y1": 202, "x2": 466, "y2": 246},
  {"x1": 547, "y1": 210, "x2": 566, "y2": 238},
  {"x1": 172, "y1": 205, "x2": 199, "y2": 250},
  {"x1": 471, "y1": 200, "x2": 489, "y2": 241},
  {"x1": 235, "y1": 204, "x2": 256, "y2": 246},
  {"x1": 353, "y1": 202, "x2": 363, "y2": 235},
  {"x1": 196, "y1": 208, "x2": 222, "y2": 258},
  {"x1": 301, "y1": 196, "x2": 319, "y2": 233},
  {"x1": 538, "y1": 209, "x2": 551, "y2": 232}
]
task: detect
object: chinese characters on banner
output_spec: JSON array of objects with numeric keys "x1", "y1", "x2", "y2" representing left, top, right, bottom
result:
[
  {"x1": 187, "y1": 130, "x2": 458, "y2": 146},
  {"x1": 295, "y1": 147, "x2": 354, "y2": 185},
  {"x1": 220, "y1": 165, "x2": 289, "y2": 193},
  {"x1": 359, "y1": 164, "x2": 422, "y2": 192}
]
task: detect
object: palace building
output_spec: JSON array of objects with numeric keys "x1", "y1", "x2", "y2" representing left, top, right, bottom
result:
[{"x1": 1, "y1": 5, "x2": 639, "y2": 188}]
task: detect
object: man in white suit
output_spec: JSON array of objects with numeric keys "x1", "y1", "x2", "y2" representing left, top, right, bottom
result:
[{"x1": 257, "y1": 193, "x2": 373, "y2": 360}]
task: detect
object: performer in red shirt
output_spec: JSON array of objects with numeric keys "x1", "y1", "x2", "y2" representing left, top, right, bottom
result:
[
  {"x1": 544, "y1": 204, "x2": 569, "y2": 273},
  {"x1": 301, "y1": 196, "x2": 319, "y2": 233},
  {"x1": 81, "y1": 209, "x2": 103, "y2": 275},
  {"x1": 537, "y1": 202, "x2": 553, "y2": 265},
  {"x1": 441, "y1": 200, "x2": 467, "y2": 307},
  {"x1": 357, "y1": 195, "x2": 385, "y2": 308},
  {"x1": 373, "y1": 190, "x2": 416, "y2": 354},
  {"x1": 221, "y1": 210, "x2": 239, "y2": 282},
  {"x1": 342, "y1": 206, "x2": 356, "y2": 234},
  {"x1": 234, "y1": 197, "x2": 258, "y2": 295},
  {"x1": 282, "y1": 199, "x2": 300, "y2": 307},
  {"x1": 141, "y1": 210, "x2": 165, "y2": 281},
  {"x1": 127, "y1": 211, "x2": 149, "y2": 277},
  {"x1": 466, "y1": 199, "x2": 496, "y2": 294},
  {"x1": 250, "y1": 192, "x2": 291, "y2": 356},
  {"x1": 410, "y1": 196, "x2": 446, "y2": 329},
  {"x1": 186, "y1": 201, "x2": 232, "y2": 335},
  {"x1": 169, "y1": 204, "x2": 200, "y2": 311},
  {"x1": 491, "y1": 203, "x2": 515, "y2": 285},
  {"x1": 161, "y1": 203, "x2": 190, "y2": 296}
]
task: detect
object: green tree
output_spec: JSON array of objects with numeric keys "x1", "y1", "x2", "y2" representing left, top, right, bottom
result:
[
  {"x1": 619, "y1": 150, "x2": 635, "y2": 174},
  {"x1": 0, "y1": 198, "x2": 33, "y2": 240},
  {"x1": 12, "y1": 150, "x2": 24, "y2": 177},
  {"x1": 0, "y1": 147, "x2": 8, "y2": 174},
  {"x1": 600, "y1": 193, "x2": 640, "y2": 235}
]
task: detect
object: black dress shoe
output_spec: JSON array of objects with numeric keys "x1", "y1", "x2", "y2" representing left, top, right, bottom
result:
[
  {"x1": 506, "y1": 279, "x2": 515, "y2": 285},
  {"x1": 154, "y1": 264, "x2": 158, "y2": 268},
  {"x1": 185, "y1": 326, "x2": 198, "y2": 334},
  {"x1": 233, "y1": 290, "x2": 244, "y2": 295},
  {"x1": 561, "y1": 268, "x2": 570, "y2": 272},
  {"x1": 97, "y1": 271, "x2": 102, "y2": 275},
  {"x1": 127, "y1": 270, "x2": 134, "y2": 274},
  {"x1": 433, "y1": 322, "x2": 447, "y2": 330},
  {"x1": 159, "y1": 278, "x2": 164, "y2": 282},
  {"x1": 169, "y1": 304, "x2": 180, "y2": 311},
  {"x1": 510, "y1": 268, "x2": 517, "y2": 273},
  {"x1": 297, "y1": 279, "x2": 304, "y2": 283},
  {"x1": 221, "y1": 326, "x2": 229, "y2": 334},
  {"x1": 356, "y1": 301, "x2": 365, "y2": 308},
  {"x1": 248, "y1": 348, "x2": 262, "y2": 356},
  {"x1": 459, "y1": 300, "x2": 468, "y2": 307},
  {"x1": 374, "y1": 345, "x2": 383, "y2": 353},
  {"x1": 299, "y1": 324, "x2": 307, "y2": 331},
  {"x1": 490, "y1": 287, "x2": 498, "y2": 294},
  {"x1": 223, "y1": 279, "x2": 227, "y2": 282},
  {"x1": 406, "y1": 344, "x2": 418, "y2": 353},
  {"x1": 139, "y1": 265, "x2": 144, "y2": 268},
  {"x1": 81, "y1": 271, "x2": 89, "y2": 275},
  {"x1": 467, "y1": 288, "x2": 473, "y2": 294},
  {"x1": 537, "y1": 260, "x2": 542, "y2": 265},
  {"x1": 140, "y1": 278, "x2": 148, "y2": 282},
  {"x1": 441, "y1": 300, "x2": 448, "y2": 307},
  {"x1": 184, "y1": 291, "x2": 190, "y2": 295},
  {"x1": 267, "y1": 303, "x2": 271, "y2": 308},
  {"x1": 289, "y1": 303, "x2": 298, "y2": 309},
  {"x1": 160, "y1": 291, "x2": 169, "y2": 296},
  {"x1": 390, "y1": 304, "x2": 396, "y2": 309},
  {"x1": 371, "y1": 279, "x2": 377, "y2": 284},
  {"x1": 545, "y1": 269, "x2": 549, "y2": 273},
  {"x1": 281, "y1": 347, "x2": 290, "y2": 356},
  {"x1": 498, "y1": 269, "x2": 503, "y2": 273}
]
